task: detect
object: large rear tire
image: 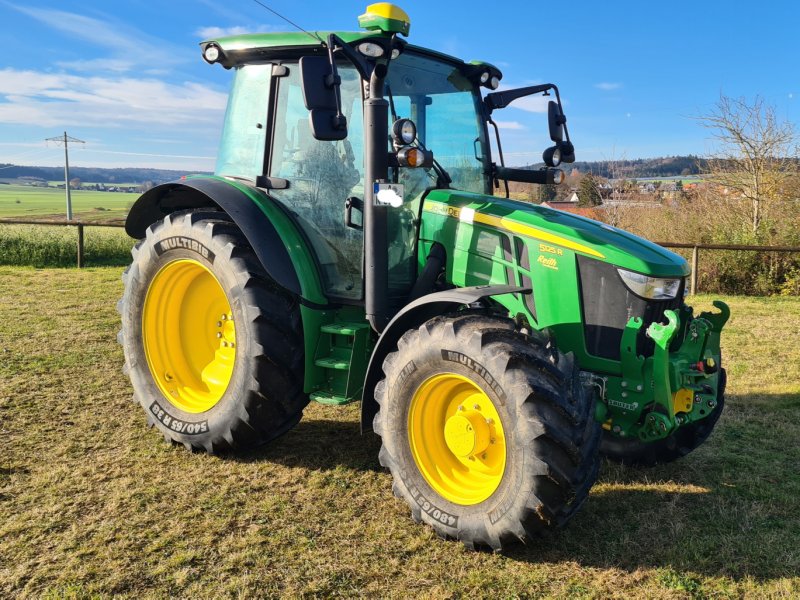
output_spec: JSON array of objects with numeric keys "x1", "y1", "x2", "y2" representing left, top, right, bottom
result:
[
  {"x1": 600, "y1": 369, "x2": 726, "y2": 466},
  {"x1": 118, "y1": 209, "x2": 308, "y2": 453},
  {"x1": 374, "y1": 313, "x2": 601, "y2": 551}
]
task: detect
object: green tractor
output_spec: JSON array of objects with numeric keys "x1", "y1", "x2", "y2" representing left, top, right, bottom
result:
[{"x1": 119, "y1": 3, "x2": 729, "y2": 550}]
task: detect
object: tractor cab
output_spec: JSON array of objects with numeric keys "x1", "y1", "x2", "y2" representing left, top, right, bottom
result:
[{"x1": 204, "y1": 3, "x2": 569, "y2": 319}]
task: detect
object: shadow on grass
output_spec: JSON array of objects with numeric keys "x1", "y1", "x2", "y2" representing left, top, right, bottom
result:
[
  {"x1": 220, "y1": 391, "x2": 800, "y2": 581},
  {"x1": 232, "y1": 418, "x2": 383, "y2": 473}
]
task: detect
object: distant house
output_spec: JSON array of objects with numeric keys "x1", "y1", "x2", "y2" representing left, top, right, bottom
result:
[{"x1": 542, "y1": 201, "x2": 602, "y2": 218}]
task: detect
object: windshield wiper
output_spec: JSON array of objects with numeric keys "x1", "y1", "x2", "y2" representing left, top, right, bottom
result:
[
  {"x1": 385, "y1": 84, "x2": 452, "y2": 189},
  {"x1": 415, "y1": 137, "x2": 452, "y2": 188}
]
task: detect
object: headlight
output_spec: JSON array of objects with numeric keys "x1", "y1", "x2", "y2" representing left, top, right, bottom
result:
[
  {"x1": 357, "y1": 42, "x2": 384, "y2": 57},
  {"x1": 617, "y1": 268, "x2": 682, "y2": 300},
  {"x1": 392, "y1": 118, "x2": 417, "y2": 145},
  {"x1": 202, "y1": 44, "x2": 221, "y2": 64}
]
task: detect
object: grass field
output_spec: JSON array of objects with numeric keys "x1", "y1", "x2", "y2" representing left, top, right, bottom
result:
[
  {"x1": 0, "y1": 267, "x2": 798, "y2": 598},
  {"x1": 0, "y1": 184, "x2": 133, "y2": 222}
]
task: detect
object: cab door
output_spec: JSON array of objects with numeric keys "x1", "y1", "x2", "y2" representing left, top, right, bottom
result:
[{"x1": 267, "y1": 63, "x2": 365, "y2": 301}]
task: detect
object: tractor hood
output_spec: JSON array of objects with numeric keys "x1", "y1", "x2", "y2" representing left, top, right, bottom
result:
[{"x1": 421, "y1": 189, "x2": 689, "y2": 278}]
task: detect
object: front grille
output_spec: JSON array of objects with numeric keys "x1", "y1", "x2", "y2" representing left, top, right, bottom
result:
[{"x1": 577, "y1": 256, "x2": 684, "y2": 360}]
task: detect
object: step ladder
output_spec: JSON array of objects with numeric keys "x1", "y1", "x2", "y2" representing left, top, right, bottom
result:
[{"x1": 310, "y1": 321, "x2": 371, "y2": 405}]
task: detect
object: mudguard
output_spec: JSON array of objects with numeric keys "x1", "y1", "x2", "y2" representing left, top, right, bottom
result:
[
  {"x1": 360, "y1": 284, "x2": 530, "y2": 433},
  {"x1": 126, "y1": 177, "x2": 302, "y2": 297}
]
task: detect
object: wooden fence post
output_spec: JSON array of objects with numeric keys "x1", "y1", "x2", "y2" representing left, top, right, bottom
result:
[
  {"x1": 77, "y1": 224, "x2": 84, "y2": 268},
  {"x1": 690, "y1": 245, "x2": 698, "y2": 295}
]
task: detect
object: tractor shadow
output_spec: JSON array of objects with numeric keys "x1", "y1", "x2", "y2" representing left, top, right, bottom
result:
[
  {"x1": 232, "y1": 417, "x2": 383, "y2": 473},
  {"x1": 233, "y1": 392, "x2": 799, "y2": 581},
  {"x1": 506, "y1": 391, "x2": 800, "y2": 581}
]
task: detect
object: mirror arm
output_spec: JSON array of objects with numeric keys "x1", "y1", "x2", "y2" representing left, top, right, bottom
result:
[
  {"x1": 485, "y1": 83, "x2": 555, "y2": 113},
  {"x1": 327, "y1": 34, "x2": 373, "y2": 81},
  {"x1": 494, "y1": 166, "x2": 562, "y2": 185}
]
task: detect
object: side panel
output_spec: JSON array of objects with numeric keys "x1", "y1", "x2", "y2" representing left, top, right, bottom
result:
[{"x1": 418, "y1": 196, "x2": 613, "y2": 374}]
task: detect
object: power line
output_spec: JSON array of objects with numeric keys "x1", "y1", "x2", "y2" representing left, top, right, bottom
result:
[
  {"x1": 250, "y1": 0, "x2": 324, "y2": 43},
  {"x1": 45, "y1": 132, "x2": 85, "y2": 221}
]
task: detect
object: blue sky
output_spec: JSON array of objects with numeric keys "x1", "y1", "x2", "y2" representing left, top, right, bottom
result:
[{"x1": 1, "y1": 0, "x2": 798, "y2": 171}]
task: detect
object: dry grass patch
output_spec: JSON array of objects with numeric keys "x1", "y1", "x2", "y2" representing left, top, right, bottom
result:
[{"x1": 1, "y1": 268, "x2": 798, "y2": 598}]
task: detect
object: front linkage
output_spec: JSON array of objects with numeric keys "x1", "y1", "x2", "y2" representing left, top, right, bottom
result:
[{"x1": 592, "y1": 301, "x2": 730, "y2": 442}]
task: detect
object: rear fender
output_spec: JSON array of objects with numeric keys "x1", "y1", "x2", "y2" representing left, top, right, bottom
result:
[
  {"x1": 360, "y1": 284, "x2": 530, "y2": 433},
  {"x1": 126, "y1": 176, "x2": 326, "y2": 305}
]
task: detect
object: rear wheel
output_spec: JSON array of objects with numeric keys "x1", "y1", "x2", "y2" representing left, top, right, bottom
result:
[
  {"x1": 118, "y1": 209, "x2": 308, "y2": 452},
  {"x1": 374, "y1": 313, "x2": 601, "y2": 551},
  {"x1": 601, "y1": 369, "x2": 726, "y2": 466}
]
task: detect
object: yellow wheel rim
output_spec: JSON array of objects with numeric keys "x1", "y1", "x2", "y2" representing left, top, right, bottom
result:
[
  {"x1": 408, "y1": 372, "x2": 506, "y2": 505},
  {"x1": 143, "y1": 259, "x2": 236, "y2": 413}
]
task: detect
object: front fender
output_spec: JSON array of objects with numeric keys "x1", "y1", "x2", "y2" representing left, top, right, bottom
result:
[
  {"x1": 360, "y1": 284, "x2": 529, "y2": 433},
  {"x1": 126, "y1": 176, "x2": 325, "y2": 305}
]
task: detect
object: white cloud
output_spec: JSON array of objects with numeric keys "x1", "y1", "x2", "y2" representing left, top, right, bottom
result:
[
  {"x1": 0, "y1": 69, "x2": 227, "y2": 128},
  {"x1": 195, "y1": 23, "x2": 282, "y2": 39},
  {"x1": 595, "y1": 82, "x2": 622, "y2": 91},
  {"x1": 495, "y1": 121, "x2": 526, "y2": 130},
  {"x1": 506, "y1": 95, "x2": 549, "y2": 113},
  {"x1": 196, "y1": 26, "x2": 252, "y2": 39},
  {"x1": 8, "y1": 3, "x2": 190, "y2": 73}
]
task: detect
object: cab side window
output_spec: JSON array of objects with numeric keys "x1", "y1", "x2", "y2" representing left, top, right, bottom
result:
[{"x1": 269, "y1": 64, "x2": 365, "y2": 300}]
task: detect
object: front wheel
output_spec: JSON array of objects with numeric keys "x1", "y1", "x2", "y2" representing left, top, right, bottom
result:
[
  {"x1": 118, "y1": 210, "x2": 308, "y2": 453},
  {"x1": 373, "y1": 313, "x2": 601, "y2": 551}
]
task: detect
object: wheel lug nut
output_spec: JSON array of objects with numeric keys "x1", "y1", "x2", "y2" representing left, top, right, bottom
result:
[
  {"x1": 485, "y1": 418, "x2": 493, "y2": 425},
  {"x1": 216, "y1": 321, "x2": 222, "y2": 327},
  {"x1": 490, "y1": 438, "x2": 496, "y2": 444},
  {"x1": 221, "y1": 314, "x2": 227, "y2": 320},
  {"x1": 481, "y1": 453, "x2": 487, "y2": 459},
  {"x1": 222, "y1": 341, "x2": 228, "y2": 347},
  {"x1": 472, "y1": 404, "x2": 480, "y2": 410},
  {"x1": 457, "y1": 406, "x2": 465, "y2": 412},
  {"x1": 216, "y1": 332, "x2": 222, "y2": 338}
]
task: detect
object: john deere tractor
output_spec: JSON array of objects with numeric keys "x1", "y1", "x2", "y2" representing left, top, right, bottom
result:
[{"x1": 119, "y1": 3, "x2": 728, "y2": 550}]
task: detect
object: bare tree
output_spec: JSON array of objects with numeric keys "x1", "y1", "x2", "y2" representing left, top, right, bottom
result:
[{"x1": 699, "y1": 95, "x2": 798, "y2": 234}]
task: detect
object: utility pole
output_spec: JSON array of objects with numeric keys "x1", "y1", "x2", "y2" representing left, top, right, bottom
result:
[{"x1": 45, "y1": 132, "x2": 85, "y2": 220}]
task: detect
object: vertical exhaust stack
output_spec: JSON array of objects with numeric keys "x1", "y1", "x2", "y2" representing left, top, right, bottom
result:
[{"x1": 364, "y1": 64, "x2": 390, "y2": 333}]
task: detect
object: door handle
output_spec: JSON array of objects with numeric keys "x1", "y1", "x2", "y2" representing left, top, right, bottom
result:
[{"x1": 345, "y1": 196, "x2": 363, "y2": 230}]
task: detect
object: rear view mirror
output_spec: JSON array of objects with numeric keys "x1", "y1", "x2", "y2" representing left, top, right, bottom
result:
[
  {"x1": 548, "y1": 100, "x2": 565, "y2": 142},
  {"x1": 299, "y1": 56, "x2": 348, "y2": 141}
]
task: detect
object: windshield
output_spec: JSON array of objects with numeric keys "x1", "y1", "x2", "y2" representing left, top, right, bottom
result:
[{"x1": 386, "y1": 52, "x2": 490, "y2": 197}]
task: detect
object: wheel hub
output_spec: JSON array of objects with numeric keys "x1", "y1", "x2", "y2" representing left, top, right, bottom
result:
[{"x1": 443, "y1": 411, "x2": 490, "y2": 458}]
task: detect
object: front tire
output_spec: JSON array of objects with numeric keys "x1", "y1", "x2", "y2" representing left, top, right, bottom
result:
[
  {"x1": 374, "y1": 313, "x2": 601, "y2": 551},
  {"x1": 118, "y1": 210, "x2": 308, "y2": 453}
]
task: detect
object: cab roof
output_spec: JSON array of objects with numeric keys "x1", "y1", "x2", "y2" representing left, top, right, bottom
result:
[{"x1": 202, "y1": 30, "x2": 478, "y2": 71}]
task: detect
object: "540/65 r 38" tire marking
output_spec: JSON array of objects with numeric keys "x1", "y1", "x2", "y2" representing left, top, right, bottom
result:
[{"x1": 149, "y1": 401, "x2": 209, "y2": 435}]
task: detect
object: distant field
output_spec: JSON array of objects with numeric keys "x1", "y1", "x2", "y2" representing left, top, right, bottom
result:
[{"x1": 0, "y1": 184, "x2": 133, "y2": 222}]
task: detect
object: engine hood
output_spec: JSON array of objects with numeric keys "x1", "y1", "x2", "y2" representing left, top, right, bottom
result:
[{"x1": 422, "y1": 189, "x2": 690, "y2": 278}]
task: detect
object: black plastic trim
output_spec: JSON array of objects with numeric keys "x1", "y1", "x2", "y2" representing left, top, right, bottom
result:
[
  {"x1": 126, "y1": 178, "x2": 302, "y2": 296},
  {"x1": 360, "y1": 284, "x2": 530, "y2": 433}
]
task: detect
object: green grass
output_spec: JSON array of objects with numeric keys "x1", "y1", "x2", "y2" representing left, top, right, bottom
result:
[
  {"x1": 0, "y1": 225, "x2": 132, "y2": 267},
  {"x1": 0, "y1": 270, "x2": 798, "y2": 598},
  {"x1": 0, "y1": 184, "x2": 133, "y2": 222}
]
